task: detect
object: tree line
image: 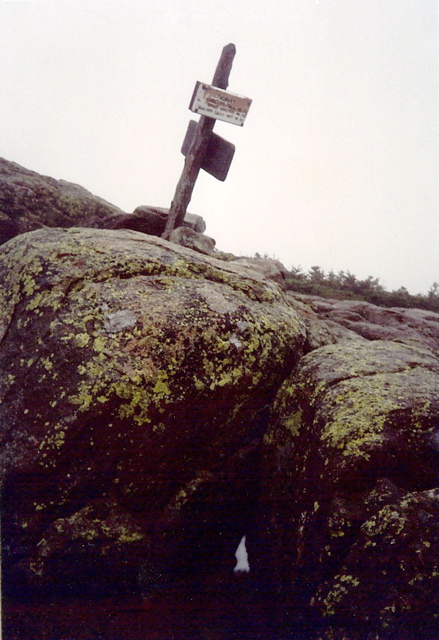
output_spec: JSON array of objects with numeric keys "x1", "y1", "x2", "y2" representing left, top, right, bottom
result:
[{"x1": 281, "y1": 263, "x2": 439, "y2": 313}]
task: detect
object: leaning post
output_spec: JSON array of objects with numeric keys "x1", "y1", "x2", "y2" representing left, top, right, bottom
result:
[{"x1": 162, "y1": 43, "x2": 236, "y2": 240}]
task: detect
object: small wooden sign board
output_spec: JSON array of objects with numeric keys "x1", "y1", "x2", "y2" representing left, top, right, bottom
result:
[
  {"x1": 189, "y1": 81, "x2": 252, "y2": 126},
  {"x1": 181, "y1": 120, "x2": 235, "y2": 181}
]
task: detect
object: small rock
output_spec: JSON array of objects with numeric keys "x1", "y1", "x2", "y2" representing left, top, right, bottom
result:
[{"x1": 169, "y1": 226, "x2": 216, "y2": 256}]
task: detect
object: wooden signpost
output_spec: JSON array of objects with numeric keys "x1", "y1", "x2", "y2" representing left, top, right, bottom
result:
[{"x1": 162, "y1": 43, "x2": 252, "y2": 239}]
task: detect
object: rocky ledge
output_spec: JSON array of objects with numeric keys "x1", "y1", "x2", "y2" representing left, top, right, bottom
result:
[{"x1": 1, "y1": 161, "x2": 439, "y2": 639}]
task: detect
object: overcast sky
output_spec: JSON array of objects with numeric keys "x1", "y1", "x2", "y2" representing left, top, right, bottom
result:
[{"x1": 1, "y1": 0, "x2": 438, "y2": 294}]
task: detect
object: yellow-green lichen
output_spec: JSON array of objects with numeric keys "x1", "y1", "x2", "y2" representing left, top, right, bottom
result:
[
  {"x1": 41, "y1": 358, "x2": 53, "y2": 371},
  {"x1": 319, "y1": 574, "x2": 361, "y2": 616},
  {"x1": 76, "y1": 333, "x2": 90, "y2": 348},
  {"x1": 1, "y1": 228, "x2": 304, "y2": 467},
  {"x1": 361, "y1": 504, "x2": 407, "y2": 539},
  {"x1": 153, "y1": 374, "x2": 171, "y2": 397},
  {"x1": 317, "y1": 374, "x2": 407, "y2": 462},
  {"x1": 263, "y1": 430, "x2": 275, "y2": 445},
  {"x1": 285, "y1": 409, "x2": 303, "y2": 437},
  {"x1": 38, "y1": 423, "x2": 67, "y2": 451}
]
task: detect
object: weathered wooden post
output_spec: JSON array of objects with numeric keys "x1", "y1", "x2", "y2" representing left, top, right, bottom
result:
[{"x1": 162, "y1": 43, "x2": 251, "y2": 240}]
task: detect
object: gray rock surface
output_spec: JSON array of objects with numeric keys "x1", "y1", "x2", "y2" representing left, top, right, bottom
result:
[
  {"x1": 108, "y1": 205, "x2": 206, "y2": 237},
  {"x1": 291, "y1": 292, "x2": 439, "y2": 352},
  {"x1": 0, "y1": 157, "x2": 123, "y2": 242},
  {"x1": 0, "y1": 158, "x2": 207, "y2": 244},
  {"x1": 0, "y1": 227, "x2": 305, "y2": 599},
  {"x1": 2, "y1": 160, "x2": 439, "y2": 639},
  {"x1": 258, "y1": 334, "x2": 439, "y2": 638},
  {"x1": 169, "y1": 225, "x2": 216, "y2": 255}
]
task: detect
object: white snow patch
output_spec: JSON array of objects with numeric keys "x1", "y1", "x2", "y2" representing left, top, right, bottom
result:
[{"x1": 234, "y1": 536, "x2": 250, "y2": 572}]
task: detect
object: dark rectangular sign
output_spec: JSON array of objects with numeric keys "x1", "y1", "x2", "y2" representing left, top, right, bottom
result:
[{"x1": 181, "y1": 120, "x2": 235, "y2": 182}]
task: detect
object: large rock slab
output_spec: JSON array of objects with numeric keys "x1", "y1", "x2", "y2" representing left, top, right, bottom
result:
[
  {"x1": 0, "y1": 158, "x2": 124, "y2": 242},
  {"x1": 0, "y1": 159, "x2": 207, "y2": 245},
  {"x1": 290, "y1": 293, "x2": 439, "y2": 353},
  {"x1": 258, "y1": 338, "x2": 439, "y2": 638},
  {"x1": 3, "y1": 157, "x2": 439, "y2": 637},
  {"x1": 0, "y1": 227, "x2": 305, "y2": 598},
  {"x1": 313, "y1": 488, "x2": 439, "y2": 639}
]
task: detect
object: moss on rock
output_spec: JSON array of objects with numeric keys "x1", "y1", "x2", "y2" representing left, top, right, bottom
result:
[
  {"x1": 0, "y1": 227, "x2": 305, "y2": 595},
  {"x1": 257, "y1": 339, "x2": 439, "y2": 638}
]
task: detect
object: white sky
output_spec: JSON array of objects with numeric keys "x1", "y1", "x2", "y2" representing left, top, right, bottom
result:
[{"x1": 1, "y1": 0, "x2": 438, "y2": 294}]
